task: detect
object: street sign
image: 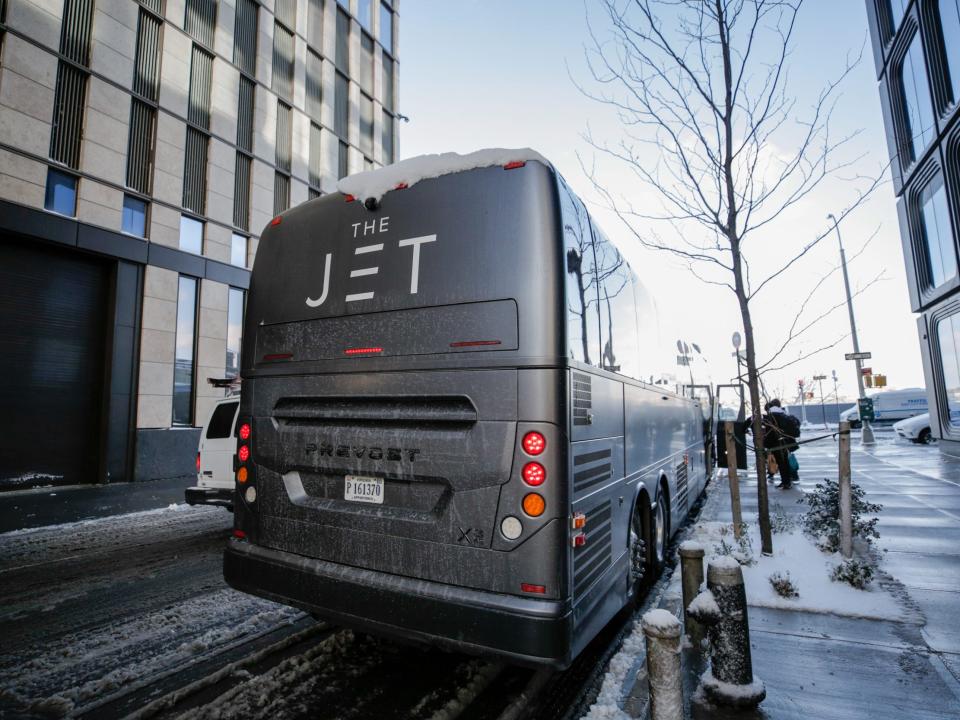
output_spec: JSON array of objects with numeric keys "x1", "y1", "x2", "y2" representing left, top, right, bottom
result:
[
  {"x1": 858, "y1": 397, "x2": 875, "y2": 423},
  {"x1": 813, "y1": 374, "x2": 827, "y2": 381},
  {"x1": 845, "y1": 352, "x2": 872, "y2": 360},
  {"x1": 875, "y1": 374, "x2": 887, "y2": 388}
]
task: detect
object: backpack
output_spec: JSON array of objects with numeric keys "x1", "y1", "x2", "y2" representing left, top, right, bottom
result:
[{"x1": 782, "y1": 413, "x2": 801, "y2": 439}]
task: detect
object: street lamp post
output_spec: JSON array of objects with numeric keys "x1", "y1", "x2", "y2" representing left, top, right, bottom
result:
[
  {"x1": 814, "y1": 374, "x2": 828, "y2": 429},
  {"x1": 827, "y1": 213, "x2": 876, "y2": 445}
]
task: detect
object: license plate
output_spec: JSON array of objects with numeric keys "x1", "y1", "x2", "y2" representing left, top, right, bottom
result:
[{"x1": 344, "y1": 475, "x2": 384, "y2": 504}]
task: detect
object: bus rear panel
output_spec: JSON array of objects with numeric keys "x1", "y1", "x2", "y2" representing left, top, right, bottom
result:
[{"x1": 224, "y1": 159, "x2": 707, "y2": 667}]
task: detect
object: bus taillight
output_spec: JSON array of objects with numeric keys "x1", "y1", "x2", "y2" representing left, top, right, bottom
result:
[
  {"x1": 522, "y1": 431, "x2": 546, "y2": 456},
  {"x1": 522, "y1": 462, "x2": 545, "y2": 486},
  {"x1": 522, "y1": 493, "x2": 545, "y2": 517},
  {"x1": 239, "y1": 423, "x2": 251, "y2": 441},
  {"x1": 238, "y1": 445, "x2": 250, "y2": 463}
]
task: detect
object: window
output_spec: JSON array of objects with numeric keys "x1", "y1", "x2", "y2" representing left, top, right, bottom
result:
[
  {"x1": 274, "y1": 172, "x2": 290, "y2": 215},
  {"x1": 380, "y1": 1, "x2": 392, "y2": 54},
  {"x1": 595, "y1": 231, "x2": 640, "y2": 379},
  {"x1": 359, "y1": 93, "x2": 373, "y2": 155},
  {"x1": 939, "y1": 0, "x2": 960, "y2": 105},
  {"x1": 559, "y1": 178, "x2": 600, "y2": 366},
  {"x1": 183, "y1": 126, "x2": 208, "y2": 213},
  {"x1": 272, "y1": 21, "x2": 295, "y2": 101},
  {"x1": 276, "y1": 101, "x2": 292, "y2": 172},
  {"x1": 179, "y1": 215, "x2": 204, "y2": 254},
  {"x1": 237, "y1": 76, "x2": 255, "y2": 152},
  {"x1": 127, "y1": 100, "x2": 157, "y2": 195},
  {"x1": 206, "y1": 401, "x2": 239, "y2": 438},
  {"x1": 226, "y1": 287, "x2": 244, "y2": 378},
  {"x1": 306, "y1": 50, "x2": 323, "y2": 122},
  {"x1": 381, "y1": 109, "x2": 393, "y2": 163},
  {"x1": 184, "y1": 0, "x2": 216, "y2": 48},
  {"x1": 338, "y1": 140, "x2": 349, "y2": 179},
  {"x1": 133, "y1": 9, "x2": 162, "y2": 101},
  {"x1": 899, "y1": 33, "x2": 935, "y2": 164},
  {"x1": 309, "y1": 187, "x2": 321, "y2": 200},
  {"x1": 359, "y1": 32, "x2": 374, "y2": 95},
  {"x1": 44, "y1": 168, "x2": 77, "y2": 216},
  {"x1": 188, "y1": 46, "x2": 213, "y2": 130},
  {"x1": 919, "y1": 174, "x2": 957, "y2": 289},
  {"x1": 49, "y1": 63, "x2": 87, "y2": 169},
  {"x1": 234, "y1": 153, "x2": 251, "y2": 230},
  {"x1": 357, "y1": 0, "x2": 372, "y2": 31},
  {"x1": 309, "y1": 121, "x2": 323, "y2": 188},
  {"x1": 381, "y1": 53, "x2": 394, "y2": 111},
  {"x1": 308, "y1": 0, "x2": 323, "y2": 49},
  {"x1": 335, "y1": 71, "x2": 349, "y2": 137},
  {"x1": 938, "y1": 312, "x2": 960, "y2": 427},
  {"x1": 173, "y1": 276, "x2": 199, "y2": 426},
  {"x1": 336, "y1": 7, "x2": 350, "y2": 72},
  {"x1": 233, "y1": 0, "x2": 258, "y2": 76},
  {"x1": 122, "y1": 195, "x2": 148, "y2": 237},
  {"x1": 231, "y1": 233, "x2": 247, "y2": 267}
]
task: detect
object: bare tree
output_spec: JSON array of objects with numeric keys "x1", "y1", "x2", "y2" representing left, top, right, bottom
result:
[{"x1": 579, "y1": 0, "x2": 885, "y2": 554}]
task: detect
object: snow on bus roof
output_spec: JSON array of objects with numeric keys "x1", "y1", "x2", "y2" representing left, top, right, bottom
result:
[{"x1": 336, "y1": 148, "x2": 551, "y2": 203}]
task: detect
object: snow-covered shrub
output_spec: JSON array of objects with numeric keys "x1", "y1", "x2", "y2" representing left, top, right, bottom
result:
[
  {"x1": 768, "y1": 570, "x2": 799, "y2": 598},
  {"x1": 799, "y1": 479, "x2": 882, "y2": 553},
  {"x1": 831, "y1": 558, "x2": 875, "y2": 589},
  {"x1": 713, "y1": 524, "x2": 754, "y2": 565},
  {"x1": 770, "y1": 503, "x2": 795, "y2": 534}
]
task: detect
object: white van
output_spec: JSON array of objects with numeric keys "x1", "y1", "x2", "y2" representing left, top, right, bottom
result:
[
  {"x1": 185, "y1": 395, "x2": 239, "y2": 510},
  {"x1": 839, "y1": 388, "x2": 928, "y2": 427}
]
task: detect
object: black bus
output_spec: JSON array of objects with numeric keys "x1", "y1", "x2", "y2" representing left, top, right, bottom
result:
[{"x1": 224, "y1": 152, "x2": 709, "y2": 668}]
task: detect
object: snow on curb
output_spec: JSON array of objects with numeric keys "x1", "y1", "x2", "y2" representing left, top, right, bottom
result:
[
  {"x1": 336, "y1": 148, "x2": 551, "y2": 202},
  {"x1": 0, "y1": 502, "x2": 198, "y2": 538}
]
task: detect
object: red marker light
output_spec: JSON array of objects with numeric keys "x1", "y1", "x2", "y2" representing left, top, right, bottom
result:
[
  {"x1": 504, "y1": 161, "x2": 526, "y2": 170},
  {"x1": 270, "y1": 216, "x2": 282, "y2": 226},
  {"x1": 572, "y1": 533, "x2": 587, "y2": 548},
  {"x1": 344, "y1": 347, "x2": 383, "y2": 355},
  {"x1": 196, "y1": 452, "x2": 201, "y2": 472},
  {"x1": 450, "y1": 340, "x2": 502, "y2": 348},
  {"x1": 522, "y1": 432, "x2": 546, "y2": 456},
  {"x1": 344, "y1": 194, "x2": 356, "y2": 202},
  {"x1": 233, "y1": 529, "x2": 247, "y2": 539},
  {"x1": 522, "y1": 462, "x2": 546, "y2": 486},
  {"x1": 238, "y1": 445, "x2": 250, "y2": 463},
  {"x1": 239, "y1": 423, "x2": 251, "y2": 441},
  {"x1": 521, "y1": 583, "x2": 546, "y2": 594},
  {"x1": 394, "y1": 182, "x2": 408, "y2": 190},
  {"x1": 262, "y1": 352, "x2": 293, "y2": 361}
]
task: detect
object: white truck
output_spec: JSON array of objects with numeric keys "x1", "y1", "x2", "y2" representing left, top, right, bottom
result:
[
  {"x1": 839, "y1": 388, "x2": 928, "y2": 428},
  {"x1": 185, "y1": 395, "x2": 239, "y2": 510}
]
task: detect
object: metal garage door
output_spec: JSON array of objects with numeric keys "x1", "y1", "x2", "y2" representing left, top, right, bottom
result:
[{"x1": 0, "y1": 237, "x2": 109, "y2": 490}]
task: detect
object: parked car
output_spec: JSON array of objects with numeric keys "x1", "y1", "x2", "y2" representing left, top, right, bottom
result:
[
  {"x1": 894, "y1": 413, "x2": 933, "y2": 444},
  {"x1": 185, "y1": 395, "x2": 239, "y2": 510},
  {"x1": 838, "y1": 388, "x2": 928, "y2": 428}
]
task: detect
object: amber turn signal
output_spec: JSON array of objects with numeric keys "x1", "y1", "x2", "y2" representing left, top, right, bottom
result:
[
  {"x1": 522, "y1": 493, "x2": 545, "y2": 517},
  {"x1": 236, "y1": 466, "x2": 248, "y2": 484}
]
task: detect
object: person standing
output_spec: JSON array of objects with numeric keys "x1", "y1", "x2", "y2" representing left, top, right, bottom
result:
[{"x1": 763, "y1": 399, "x2": 800, "y2": 489}]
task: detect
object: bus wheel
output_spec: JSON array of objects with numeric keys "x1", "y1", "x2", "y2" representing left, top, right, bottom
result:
[
  {"x1": 629, "y1": 505, "x2": 647, "y2": 601},
  {"x1": 651, "y1": 492, "x2": 668, "y2": 571}
]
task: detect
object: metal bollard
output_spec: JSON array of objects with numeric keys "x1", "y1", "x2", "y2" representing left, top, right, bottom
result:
[
  {"x1": 678, "y1": 541, "x2": 706, "y2": 645},
  {"x1": 641, "y1": 610, "x2": 683, "y2": 720},
  {"x1": 700, "y1": 557, "x2": 765, "y2": 708}
]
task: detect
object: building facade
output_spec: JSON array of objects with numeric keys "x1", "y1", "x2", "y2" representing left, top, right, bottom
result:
[
  {"x1": 865, "y1": 0, "x2": 960, "y2": 452},
  {"x1": 0, "y1": 0, "x2": 399, "y2": 489}
]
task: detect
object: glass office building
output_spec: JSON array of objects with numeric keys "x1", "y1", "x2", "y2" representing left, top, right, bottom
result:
[{"x1": 866, "y1": 0, "x2": 960, "y2": 452}]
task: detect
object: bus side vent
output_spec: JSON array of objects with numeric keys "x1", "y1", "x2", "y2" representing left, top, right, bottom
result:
[
  {"x1": 572, "y1": 447, "x2": 612, "y2": 493},
  {"x1": 573, "y1": 501, "x2": 612, "y2": 596},
  {"x1": 675, "y1": 461, "x2": 689, "y2": 514},
  {"x1": 572, "y1": 372, "x2": 592, "y2": 426}
]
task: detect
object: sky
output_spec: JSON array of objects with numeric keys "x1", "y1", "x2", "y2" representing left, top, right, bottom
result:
[{"x1": 395, "y1": 0, "x2": 923, "y2": 402}]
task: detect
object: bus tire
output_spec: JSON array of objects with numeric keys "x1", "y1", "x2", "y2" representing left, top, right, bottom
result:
[
  {"x1": 650, "y1": 487, "x2": 668, "y2": 573},
  {"x1": 628, "y1": 500, "x2": 648, "y2": 604}
]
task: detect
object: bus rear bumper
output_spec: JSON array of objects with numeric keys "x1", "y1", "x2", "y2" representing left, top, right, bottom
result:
[{"x1": 224, "y1": 539, "x2": 573, "y2": 667}]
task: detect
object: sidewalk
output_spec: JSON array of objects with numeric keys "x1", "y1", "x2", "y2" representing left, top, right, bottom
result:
[
  {"x1": 626, "y1": 429, "x2": 960, "y2": 719},
  {"x1": 0, "y1": 475, "x2": 194, "y2": 533}
]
